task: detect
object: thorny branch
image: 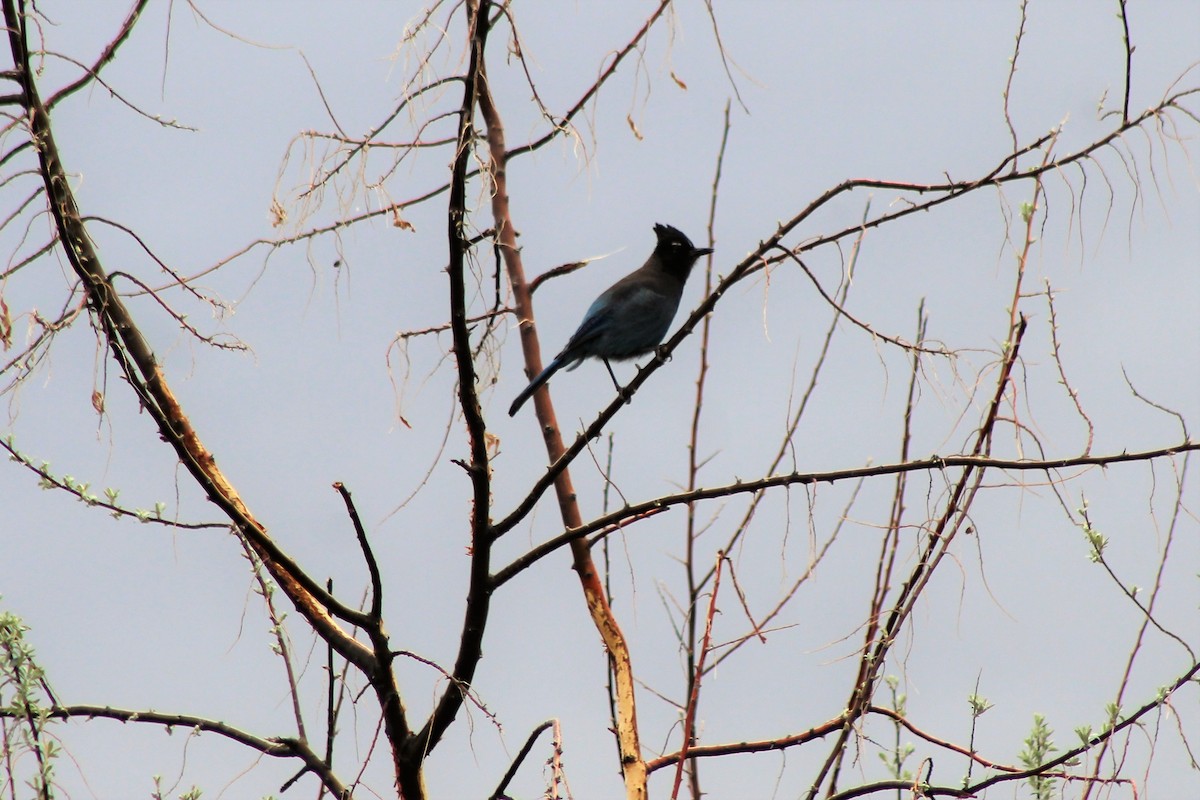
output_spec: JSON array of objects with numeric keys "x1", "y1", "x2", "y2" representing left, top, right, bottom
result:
[
  {"x1": 407, "y1": 1, "x2": 494, "y2": 783},
  {"x1": 489, "y1": 86, "x2": 1199, "y2": 540},
  {"x1": 642, "y1": 661, "x2": 1200, "y2": 800},
  {"x1": 1, "y1": 3, "x2": 1196, "y2": 800},
  {"x1": 490, "y1": 440, "x2": 1198, "y2": 587},
  {"x1": 19, "y1": 704, "x2": 349, "y2": 798},
  {"x1": 482, "y1": 3, "x2": 655, "y2": 797}
]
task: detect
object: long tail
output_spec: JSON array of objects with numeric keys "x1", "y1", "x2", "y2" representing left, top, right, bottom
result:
[{"x1": 508, "y1": 354, "x2": 567, "y2": 416}]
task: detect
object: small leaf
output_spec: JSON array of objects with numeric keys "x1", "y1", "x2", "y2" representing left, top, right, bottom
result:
[
  {"x1": 0, "y1": 295, "x2": 12, "y2": 350},
  {"x1": 626, "y1": 114, "x2": 643, "y2": 141},
  {"x1": 391, "y1": 208, "x2": 415, "y2": 231}
]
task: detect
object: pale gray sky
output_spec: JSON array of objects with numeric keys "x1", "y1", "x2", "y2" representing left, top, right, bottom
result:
[{"x1": 2, "y1": 2, "x2": 1198, "y2": 798}]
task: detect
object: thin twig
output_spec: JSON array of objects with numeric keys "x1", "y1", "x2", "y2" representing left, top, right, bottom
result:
[
  {"x1": 488, "y1": 720, "x2": 555, "y2": 800},
  {"x1": 671, "y1": 552, "x2": 723, "y2": 800},
  {"x1": 45, "y1": 0, "x2": 150, "y2": 109},
  {"x1": 1118, "y1": 0, "x2": 1133, "y2": 124},
  {"x1": 333, "y1": 482, "x2": 383, "y2": 620},
  {"x1": 1002, "y1": 0, "x2": 1029, "y2": 157},
  {"x1": 490, "y1": 440, "x2": 1197, "y2": 586},
  {"x1": 773, "y1": 246, "x2": 948, "y2": 356},
  {"x1": 6, "y1": 704, "x2": 350, "y2": 797}
]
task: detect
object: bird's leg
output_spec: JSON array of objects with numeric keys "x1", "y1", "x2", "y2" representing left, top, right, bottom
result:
[{"x1": 603, "y1": 358, "x2": 632, "y2": 404}]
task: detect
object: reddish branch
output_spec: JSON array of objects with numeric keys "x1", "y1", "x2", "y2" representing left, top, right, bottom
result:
[
  {"x1": 644, "y1": 659, "x2": 1199, "y2": 798},
  {"x1": 671, "y1": 553, "x2": 724, "y2": 799},
  {"x1": 679, "y1": 100, "x2": 729, "y2": 799},
  {"x1": 473, "y1": 1, "x2": 649, "y2": 796}
]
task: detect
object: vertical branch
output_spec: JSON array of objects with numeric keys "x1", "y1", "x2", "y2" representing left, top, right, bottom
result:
[
  {"x1": 671, "y1": 553, "x2": 723, "y2": 800},
  {"x1": 681, "y1": 98, "x2": 730, "y2": 799},
  {"x1": 333, "y1": 481, "x2": 418, "y2": 795},
  {"x1": 412, "y1": 0, "x2": 495, "y2": 781},
  {"x1": 877, "y1": 301, "x2": 927, "y2": 617},
  {"x1": 323, "y1": 579, "x2": 339, "y2": 777},
  {"x1": 1079, "y1": 451, "x2": 1192, "y2": 800},
  {"x1": 1006, "y1": 158, "x2": 1050, "y2": 338},
  {"x1": 1044, "y1": 282, "x2": 1094, "y2": 456},
  {"x1": 872, "y1": 301, "x2": 927, "y2": 654},
  {"x1": 817, "y1": 302, "x2": 928, "y2": 796},
  {"x1": 334, "y1": 483, "x2": 383, "y2": 621},
  {"x1": 811, "y1": 162, "x2": 1046, "y2": 798},
  {"x1": 480, "y1": 13, "x2": 646, "y2": 800},
  {"x1": 1002, "y1": 0, "x2": 1029, "y2": 157},
  {"x1": 1117, "y1": 0, "x2": 1133, "y2": 124},
  {"x1": 601, "y1": 434, "x2": 621, "y2": 741},
  {"x1": 239, "y1": 536, "x2": 308, "y2": 743}
]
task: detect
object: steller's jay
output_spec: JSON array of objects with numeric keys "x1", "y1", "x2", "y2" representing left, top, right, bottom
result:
[{"x1": 509, "y1": 223, "x2": 712, "y2": 416}]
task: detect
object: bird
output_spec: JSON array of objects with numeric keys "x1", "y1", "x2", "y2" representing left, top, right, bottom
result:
[{"x1": 509, "y1": 223, "x2": 713, "y2": 416}]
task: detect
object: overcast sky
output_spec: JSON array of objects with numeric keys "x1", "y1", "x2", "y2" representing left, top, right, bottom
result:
[{"x1": 2, "y1": 2, "x2": 1198, "y2": 798}]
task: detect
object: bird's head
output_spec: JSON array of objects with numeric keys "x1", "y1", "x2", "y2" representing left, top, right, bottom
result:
[{"x1": 653, "y1": 223, "x2": 713, "y2": 278}]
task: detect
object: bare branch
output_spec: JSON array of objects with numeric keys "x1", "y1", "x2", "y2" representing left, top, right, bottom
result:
[
  {"x1": 45, "y1": 0, "x2": 151, "y2": 110},
  {"x1": 491, "y1": 441, "x2": 1198, "y2": 585},
  {"x1": 488, "y1": 720, "x2": 555, "y2": 800},
  {"x1": 1, "y1": 704, "x2": 350, "y2": 797},
  {"x1": 3, "y1": 0, "x2": 377, "y2": 681},
  {"x1": 333, "y1": 482, "x2": 384, "y2": 621},
  {"x1": 409, "y1": 0, "x2": 494, "y2": 777}
]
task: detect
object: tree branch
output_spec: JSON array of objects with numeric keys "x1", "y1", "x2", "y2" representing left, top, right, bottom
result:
[
  {"x1": 490, "y1": 88, "x2": 1198, "y2": 540},
  {"x1": 2, "y1": 704, "x2": 349, "y2": 797},
  {"x1": 492, "y1": 441, "x2": 1197, "y2": 586},
  {"x1": 45, "y1": 0, "x2": 151, "y2": 110},
  {"x1": 2, "y1": 0, "x2": 377, "y2": 697},
  {"x1": 408, "y1": 1, "x2": 494, "y2": 780}
]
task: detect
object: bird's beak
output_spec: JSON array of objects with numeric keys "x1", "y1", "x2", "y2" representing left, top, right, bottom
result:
[{"x1": 694, "y1": 247, "x2": 714, "y2": 257}]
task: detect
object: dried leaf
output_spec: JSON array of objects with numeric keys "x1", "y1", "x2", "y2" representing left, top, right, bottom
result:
[
  {"x1": 392, "y1": 208, "x2": 416, "y2": 231},
  {"x1": 0, "y1": 296, "x2": 11, "y2": 350},
  {"x1": 269, "y1": 198, "x2": 287, "y2": 228},
  {"x1": 626, "y1": 114, "x2": 643, "y2": 141}
]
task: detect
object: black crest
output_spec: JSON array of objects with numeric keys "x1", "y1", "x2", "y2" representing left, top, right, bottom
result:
[
  {"x1": 652, "y1": 223, "x2": 712, "y2": 278},
  {"x1": 653, "y1": 223, "x2": 697, "y2": 252}
]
